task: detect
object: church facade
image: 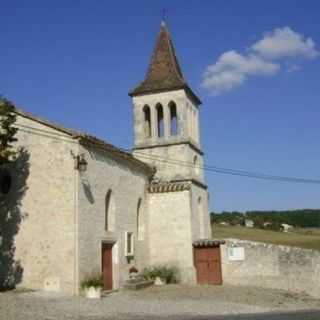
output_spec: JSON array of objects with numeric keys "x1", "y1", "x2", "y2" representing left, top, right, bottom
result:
[{"x1": 2, "y1": 22, "x2": 211, "y2": 295}]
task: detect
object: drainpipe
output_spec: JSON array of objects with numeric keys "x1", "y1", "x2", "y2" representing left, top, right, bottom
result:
[{"x1": 73, "y1": 144, "x2": 80, "y2": 295}]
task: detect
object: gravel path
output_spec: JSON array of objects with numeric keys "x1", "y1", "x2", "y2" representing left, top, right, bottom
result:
[{"x1": 1, "y1": 284, "x2": 320, "y2": 319}]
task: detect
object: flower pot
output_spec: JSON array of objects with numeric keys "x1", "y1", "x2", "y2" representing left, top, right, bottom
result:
[
  {"x1": 129, "y1": 272, "x2": 138, "y2": 280},
  {"x1": 154, "y1": 277, "x2": 165, "y2": 286},
  {"x1": 85, "y1": 286, "x2": 102, "y2": 299}
]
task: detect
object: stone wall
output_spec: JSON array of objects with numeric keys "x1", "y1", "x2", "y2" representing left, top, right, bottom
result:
[
  {"x1": 147, "y1": 189, "x2": 197, "y2": 283},
  {"x1": 221, "y1": 239, "x2": 320, "y2": 298},
  {"x1": 9, "y1": 113, "x2": 151, "y2": 295},
  {"x1": 9, "y1": 108, "x2": 211, "y2": 295},
  {"x1": 134, "y1": 144, "x2": 204, "y2": 183},
  {"x1": 77, "y1": 144, "x2": 150, "y2": 291},
  {"x1": 190, "y1": 184, "x2": 211, "y2": 241},
  {"x1": 10, "y1": 115, "x2": 78, "y2": 294}
]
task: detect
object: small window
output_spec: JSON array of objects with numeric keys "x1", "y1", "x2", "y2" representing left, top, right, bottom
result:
[
  {"x1": 137, "y1": 198, "x2": 144, "y2": 240},
  {"x1": 156, "y1": 103, "x2": 164, "y2": 138},
  {"x1": 190, "y1": 109, "x2": 197, "y2": 141},
  {"x1": 189, "y1": 106, "x2": 194, "y2": 139},
  {"x1": 125, "y1": 231, "x2": 134, "y2": 256},
  {"x1": 193, "y1": 155, "x2": 200, "y2": 175},
  {"x1": 0, "y1": 170, "x2": 12, "y2": 195},
  {"x1": 105, "y1": 189, "x2": 115, "y2": 232},
  {"x1": 198, "y1": 197, "x2": 204, "y2": 238},
  {"x1": 143, "y1": 105, "x2": 151, "y2": 138},
  {"x1": 169, "y1": 101, "x2": 178, "y2": 136}
]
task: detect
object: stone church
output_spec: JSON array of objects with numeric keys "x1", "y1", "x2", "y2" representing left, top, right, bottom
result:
[{"x1": 1, "y1": 22, "x2": 212, "y2": 295}]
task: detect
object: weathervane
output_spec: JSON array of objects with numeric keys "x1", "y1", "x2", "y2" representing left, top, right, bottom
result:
[{"x1": 162, "y1": 9, "x2": 168, "y2": 24}]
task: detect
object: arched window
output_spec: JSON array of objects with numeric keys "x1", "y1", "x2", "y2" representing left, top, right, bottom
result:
[
  {"x1": 194, "y1": 109, "x2": 199, "y2": 141},
  {"x1": 143, "y1": 105, "x2": 151, "y2": 138},
  {"x1": 105, "y1": 189, "x2": 115, "y2": 232},
  {"x1": 156, "y1": 103, "x2": 164, "y2": 138},
  {"x1": 192, "y1": 109, "x2": 196, "y2": 140},
  {"x1": 137, "y1": 198, "x2": 144, "y2": 240},
  {"x1": 169, "y1": 101, "x2": 178, "y2": 136},
  {"x1": 198, "y1": 197, "x2": 204, "y2": 238},
  {"x1": 193, "y1": 155, "x2": 200, "y2": 176},
  {"x1": 189, "y1": 106, "x2": 194, "y2": 139}
]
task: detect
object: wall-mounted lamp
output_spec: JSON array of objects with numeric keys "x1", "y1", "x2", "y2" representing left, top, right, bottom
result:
[{"x1": 75, "y1": 154, "x2": 88, "y2": 172}]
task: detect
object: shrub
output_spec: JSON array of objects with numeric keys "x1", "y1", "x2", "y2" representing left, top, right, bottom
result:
[
  {"x1": 80, "y1": 273, "x2": 103, "y2": 290},
  {"x1": 141, "y1": 265, "x2": 179, "y2": 284}
]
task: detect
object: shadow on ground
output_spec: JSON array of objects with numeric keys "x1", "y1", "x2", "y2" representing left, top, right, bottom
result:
[
  {"x1": 115, "y1": 310, "x2": 320, "y2": 320},
  {"x1": 0, "y1": 148, "x2": 29, "y2": 290}
]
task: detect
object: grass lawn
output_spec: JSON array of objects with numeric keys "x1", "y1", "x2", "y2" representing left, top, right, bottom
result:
[{"x1": 212, "y1": 224, "x2": 320, "y2": 250}]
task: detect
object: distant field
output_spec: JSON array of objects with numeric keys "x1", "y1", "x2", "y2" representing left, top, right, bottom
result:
[{"x1": 212, "y1": 225, "x2": 320, "y2": 250}]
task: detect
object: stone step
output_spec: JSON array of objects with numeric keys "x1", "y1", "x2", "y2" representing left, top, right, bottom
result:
[{"x1": 124, "y1": 280, "x2": 154, "y2": 290}]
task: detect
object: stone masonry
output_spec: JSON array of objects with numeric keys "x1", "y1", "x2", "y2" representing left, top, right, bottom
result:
[
  {"x1": 12, "y1": 114, "x2": 78, "y2": 294},
  {"x1": 2, "y1": 21, "x2": 213, "y2": 295},
  {"x1": 221, "y1": 239, "x2": 320, "y2": 298}
]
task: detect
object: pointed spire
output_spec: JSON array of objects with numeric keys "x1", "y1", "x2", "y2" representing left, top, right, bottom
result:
[{"x1": 129, "y1": 23, "x2": 201, "y2": 104}]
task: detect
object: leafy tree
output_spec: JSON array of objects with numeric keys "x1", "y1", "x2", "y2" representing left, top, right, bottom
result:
[
  {"x1": 0, "y1": 97, "x2": 27, "y2": 289},
  {"x1": 0, "y1": 97, "x2": 18, "y2": 165},
  {"x1": 211, "y1": 209, "x2": 320, "y2": 228}
]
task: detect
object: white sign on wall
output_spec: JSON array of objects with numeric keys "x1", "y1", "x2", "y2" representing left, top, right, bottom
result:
[{"x1": 228, "y1": 247, "x2": 245, "y2": 261}]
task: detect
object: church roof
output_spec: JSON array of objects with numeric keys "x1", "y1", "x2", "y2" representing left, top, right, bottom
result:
[
  {"x1": 193, "y1": 239, "x2": 226, "y2": 248},
  {"x1": 129, "y1": 22, "x2": 201, "y2": 105},
  {"x1": 15, "y1": 108, "x2": 154, "y2": 175},
  {"x1": 148, "y1": 180, "x2": 192, "y2": 193}
]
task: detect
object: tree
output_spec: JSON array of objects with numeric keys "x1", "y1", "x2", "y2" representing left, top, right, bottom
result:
[
  {"x1": 0, "y1": 97, "x2": 27, "y2": 289},
  {"x1": 0, "y1": 97, "x2": 18, "y2": 165}
]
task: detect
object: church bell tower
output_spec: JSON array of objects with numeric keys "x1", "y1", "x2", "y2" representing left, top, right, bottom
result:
[
  {"x1": 129, "y1": 21, "x2": 205, "y2": 186},
  {"x1": 129, "y1": 22, "x2": 211, "y2": 283}
]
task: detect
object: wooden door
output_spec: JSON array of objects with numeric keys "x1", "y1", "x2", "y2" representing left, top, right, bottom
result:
[
  {"x1": 207, "y1": 247, "x2": 222, "y2": 285},
  {"x1": 102, "y1": 243, "x2": 113, "y2": 290},
  {"x1": 194, "y1": 246, "x2": 222, "y2": 285},
  {"x1": 194, "y1": 248, "x2": 210, "y2": 284}
]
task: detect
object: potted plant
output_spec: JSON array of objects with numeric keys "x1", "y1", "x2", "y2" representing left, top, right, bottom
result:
[
  {"x1": 80, "y1": 273, "x2": 103, "y2": 299},
  {"x1": 129, "y1": 266, "x2": 139, "y2": 279},
  {"x1": 141, "y1": 265, "x2": 179, "y2": 285}
]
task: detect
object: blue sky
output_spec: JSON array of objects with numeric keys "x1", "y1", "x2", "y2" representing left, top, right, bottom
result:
[{"x1": 1, "y1": 1, "x2": 320, "y2": 212}]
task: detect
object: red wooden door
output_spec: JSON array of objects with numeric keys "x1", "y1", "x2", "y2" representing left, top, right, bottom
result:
[
  {"x1": 194, "y1": 248, "x2": 210, "y2": 284},
  {"x1": 102, "y1": 243, "x2": 113, "y2": 290},
  {"x1": 207, "y1": 247, "x2": 222, "y2": 285},
  {"x1": 194, "y1": 247, "x2": 222, "y2": 285}
]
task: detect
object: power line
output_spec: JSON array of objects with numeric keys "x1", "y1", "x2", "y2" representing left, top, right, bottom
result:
[
  {"x1": 130, "y1": 149, "x2": 320, "y2": 185},
  {"x1": 135, "y1": 150, "x2": 320, "y2": 184},
  {"x1": 15, "y1": 123, "x2": 78, "y2": 143},
  {"x1": 14, "y1": 123, "x2": 320, "y2": 185}
]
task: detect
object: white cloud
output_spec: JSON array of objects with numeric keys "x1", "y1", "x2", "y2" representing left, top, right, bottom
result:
[
  {"x1": 202, "y1": 51, "x2": 279, "y2": 95},
  {"x1": 202, "y1": 27, "x2": 319, "y2": 95},
  {"x1": 286, "y1": 64, "x2": 301, "y2": 73},
  {"x1": 252, "y1": 27, "x2": 319, "y2": 60}
]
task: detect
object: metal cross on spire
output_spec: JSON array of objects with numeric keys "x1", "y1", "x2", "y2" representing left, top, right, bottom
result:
[{"x1": 161, "y1": 9, "x2": 168, "y2": 25}]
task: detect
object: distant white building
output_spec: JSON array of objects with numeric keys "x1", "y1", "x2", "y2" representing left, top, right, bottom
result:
[
  {"x1": 244, "y1": 219, "x2": 254, "y2": 228},
  {"x1": 281, "y1": 223, "x2": 293, "y2": 232}
]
